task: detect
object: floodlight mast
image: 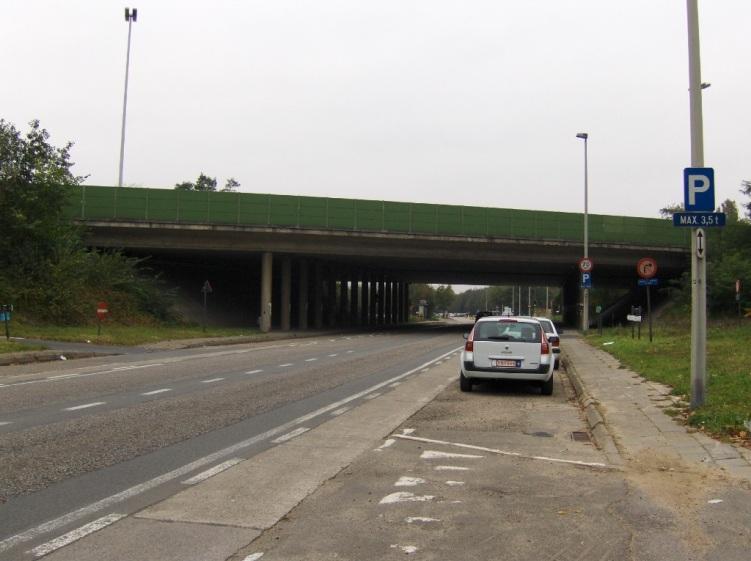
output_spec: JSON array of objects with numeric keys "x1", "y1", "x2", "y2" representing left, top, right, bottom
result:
[{"x1": 118, "y1": 8, "x2": 137, "y2": 187}]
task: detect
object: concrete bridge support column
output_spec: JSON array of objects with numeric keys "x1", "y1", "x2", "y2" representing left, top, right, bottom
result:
[
  {"x1": 313, "y1": 262, "x2": 323, "y2": 329},
  {"x1": 260, "y1": 252, "x2": 273, "y2": 332},
  {"x1": 360, "y1": 272, "x2": 369, "y2": 326},
  {"x1": 339, "y1": 274, "x2": 349, "y2": 326},
  {"x1": 298, "y1": 259, "x2": 309, "y2": 330},
  {"x1": 350, "y1": 274, "x2": 359, "y2": 326},
  {"x1": 383, "y1": 281, "x2": 394, "y2": 325},
  {"x1": 369, "y1": 274, "x2": 377, "y2": 326},
  {"x1": 280, "y1": 257, "x2": 292, "y2": 331},
  {"x1": 392, "y1": 282, "x2": 399, "y2": 323},
  {"x1": 377, "y1": 276, "x2": 385, "y2": 326}
]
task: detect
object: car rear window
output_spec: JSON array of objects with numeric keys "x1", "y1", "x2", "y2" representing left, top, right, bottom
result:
[
  {"x1": 475, "y1": 321, "x2": 541, "y2": 343},
  {"x1": 537, "y1": 319, "x2": 554, "y2": 332}
]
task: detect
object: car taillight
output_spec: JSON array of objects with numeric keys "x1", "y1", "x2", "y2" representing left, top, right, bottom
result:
[
  {"x1": 541, "y1": 331, "x2": 550, "y2": 354},
  {"x1": 465, "y1": 327, "x2": 475, "y2": 352}
]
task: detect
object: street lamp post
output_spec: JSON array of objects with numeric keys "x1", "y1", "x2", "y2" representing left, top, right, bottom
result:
[
  {"x1": 118, "y1": 7, "x2": 138, "y2": 187},
  {"x1": 576, "y1": 132, "x2": 589, "y2": 332}
]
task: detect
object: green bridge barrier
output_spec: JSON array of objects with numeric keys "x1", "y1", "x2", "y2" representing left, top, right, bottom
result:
[{"x1": 64, "y1": 185, "x2": 688, "y2": 249}]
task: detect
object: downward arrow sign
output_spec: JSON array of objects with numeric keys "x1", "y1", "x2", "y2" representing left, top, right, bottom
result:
[{"x1": 696, "y1": 228, "x2": 705, "y2": 258}]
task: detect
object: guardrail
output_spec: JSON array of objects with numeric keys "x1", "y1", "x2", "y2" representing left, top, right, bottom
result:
[{"x1": 64, "y1": 185, "x2": 689, "y2": 248}]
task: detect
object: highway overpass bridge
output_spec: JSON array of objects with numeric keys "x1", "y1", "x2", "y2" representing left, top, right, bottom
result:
[{"x1": 65, "y1": 186, "x2": 690, "y2": 331}]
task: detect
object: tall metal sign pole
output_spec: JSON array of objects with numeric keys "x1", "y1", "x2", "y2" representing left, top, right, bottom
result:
[
  {"x1": 687, "y1": 0, "x2": 706, "y2": 409},
  {"x1": 118, "y1": 8, "x2": 138, "y2": 187}
]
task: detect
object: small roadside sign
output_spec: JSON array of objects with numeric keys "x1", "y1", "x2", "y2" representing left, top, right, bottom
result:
[
  {"x1": 578, "y1": 258, "x2": 594, "y2": 273},
  {"x1": 202, "y1": 280, "x2": 213, "y2": 294},
  {"x1": 696, "y1": 229, "x2": 706, "y2": 259},
  {"x1": 638, "y1": 278, "x2": 659, "y2": 287},
  {"x1": 581, "y1": 272, "x2": 592, "y2": 288},
  {"x1": 672, "y1": 212, "x2": 725, "y2": 228},
  {"x1": 96, "y1": 302, "x2": 109, "y2": 320},
  {"x1": 627, "y1": 314, "x2": 642, "y2": 323},
  {"x1": 636, "y1": 258, "x2": 657, "y2": 279},
  {"x1": 683, "y1": 167, "x2": 715, "y2": 212}
]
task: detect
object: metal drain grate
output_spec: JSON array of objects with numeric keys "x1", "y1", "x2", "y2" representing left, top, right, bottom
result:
[{"x1": 571, "y1": 431, "x2": 592, "y2": 443}]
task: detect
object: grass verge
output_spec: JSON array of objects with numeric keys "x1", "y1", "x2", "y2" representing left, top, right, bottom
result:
[
  {"x1": 586, "y1": 319, "x2": 751, "y2": 445},
  {"x1": 0, "y1": 340, "x2": 46, "y2": 354},
  {"x1": 4, "y1": 323, "x2": 259, "y2": 348}
]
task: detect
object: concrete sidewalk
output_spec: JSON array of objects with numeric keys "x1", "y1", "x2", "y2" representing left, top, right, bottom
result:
[{"x1": 563, "y1": 334, "x2": 751, "y2": 481}]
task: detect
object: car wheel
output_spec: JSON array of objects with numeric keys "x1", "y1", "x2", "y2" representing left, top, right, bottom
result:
[
  {"x1": 541, "y1": 374, "x2": 554, "y2": 396},
  {"x1": 460, "y1": 372, "x2": 472, "y2": 392}
]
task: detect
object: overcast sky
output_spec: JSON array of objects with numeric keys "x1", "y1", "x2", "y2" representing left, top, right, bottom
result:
[{"x1": 3, "y1": 1, "x2": 749, "y2": 218}]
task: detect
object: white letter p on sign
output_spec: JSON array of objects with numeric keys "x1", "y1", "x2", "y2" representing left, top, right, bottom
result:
[{"x1": 688, "y1": 175, "x2": 710, "y2": 205}]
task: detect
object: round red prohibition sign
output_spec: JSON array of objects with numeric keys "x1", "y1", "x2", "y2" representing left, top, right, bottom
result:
[
  {"x1": 637, "y1": 258, "x2": 658, "y2": 279},
  {"x1": 578, "y1": 257, "x2": 594, "y2": 273}
]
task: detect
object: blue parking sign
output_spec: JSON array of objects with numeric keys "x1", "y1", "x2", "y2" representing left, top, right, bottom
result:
[
  {"x1": 684, "y1": 168, "x2": 715, "y2": 212},
  {"x1": 581, "y1": 272, "x2": 592, "y2": 288}
]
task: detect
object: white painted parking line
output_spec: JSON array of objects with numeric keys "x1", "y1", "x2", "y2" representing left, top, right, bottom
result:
[
  {"x1": 245, "y1": 369, "x2": 263, "y2": 375},
  {"x1": 401, "y1": 428, "x2": 416, "y2": 435},
  {"x1": 395, "y1": 477, "x2": 425, "y2": 487},
  {"x1": 434, "y1": 466, "x2": 470, "y2": 471},
  {"x1": 141, "y1": 388, "x2": 172, "y2": 396},
  {"x1": 279, "y1": 363, "x2": 293, "y2": 368},
  {"x1": 242, "y1": 554, "x2": 264, "y2": 561},
  {"x1": 391, "y1": 545, "x2": 418, "y2": 554},
  {"x1": 64, "y1": 402, "x2": 106, "y2": 412},
  {"x1": 364, "y1": 393, "x2": 381, "y2": 400},
  {"x1": 374, "y1": 439, "x2": 395, "y2": 451},
  {"x1": 380, "y1": 492, "x2": 434, "y2": 505},
  {"x1": 445, "y1": 481, "x2": 465, "y2": 486},
  {"x1": 330, "y1": 407, "x2": 350, "y2": 416},
  {"x1": 0, "y1": 346, "x2": 463, "y2": 555},
  {"x1": 182, "y1": 458, "x2": 243, "y2": 485},
  {"x1": 305, "y1": 358, "x2": 318, "y2": 362},
  {"x1": 405, "y1": 517, "x2": 440, "y2": 524},
  {"x1": 421, "y1": 450, "x2": 484, "y2": 460},
  {"x1": 28, "y1": 514, "x2": 125, "y2": 558},
  {"x1": 271, "y1": 427, "x2": 310, "y2": 444},
  {"x1": 201, "y1": 378, "x2": 225, "y2": 384},
  {"x1": 398, "y1": 434, "x2": 614, "y2": 470}
]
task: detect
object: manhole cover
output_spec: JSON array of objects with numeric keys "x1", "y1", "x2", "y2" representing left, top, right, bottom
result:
[{"x1": 571, "y1": 431, "x2": 591, "y2": 443}]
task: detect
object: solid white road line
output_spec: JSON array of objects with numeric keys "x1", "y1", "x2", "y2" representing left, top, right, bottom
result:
[
  {"x1": 245, "y1": 369, "x2": 263, "y2": 374},
  {"x1": 421, "y1": 450, "x2": 484, "y2": 460},
  {"x1": 272, "y1": 427, "x2": 310, "y2": 443},
  {"x1": 182, "y1": 458, "x2": 243, "y2": 485},
  {"x1": 28, "y1": 513, "x2": 125, "y2": 558},
  {"x1": 201, "y1": 377, "x2": 225, "y2": 384},
  {"x1": 141, "y1": 388, "x2": 172, "y2": 396},
  {"x1": 396, "y1": 434, "x2": 614, "y2": 469},
  {"x1": 64, "y1": 402, "x2": 106, "y2": 412},
  {"x1": 0, "y1": 346, "x2": 462, "y2": 555}
]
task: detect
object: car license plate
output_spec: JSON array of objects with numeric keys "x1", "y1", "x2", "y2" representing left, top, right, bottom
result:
[{"x1": 492, "y1": 359, "x2": 518, "y2": 368}]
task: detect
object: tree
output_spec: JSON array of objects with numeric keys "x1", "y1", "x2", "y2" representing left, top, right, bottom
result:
[
  {"x1": 741, "y1": 180, "x2": 751, "y2": 219},
  {"x1": 434, "y1": 285, "x2": 456, "y2": 313},
  {"x1": 222, "y1": 177, "x2": 240, "y2": 192},
  {"x1": 174, "y1": 172, "x2": 218, "y2": 192},
  {"x1": 719, "y1": 199, "x2": 739, "y2": 224},
  {"x1": 659, "y1": 202, "x2": 684, "y2": 220}
]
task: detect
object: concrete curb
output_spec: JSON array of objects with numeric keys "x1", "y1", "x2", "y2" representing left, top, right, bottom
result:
[
  {"x1": 562, "y1": 355, "x2": 624, "y2": 466},
  {"x1": 0, "y1": 350, "x2": 112, "y2": 367}
]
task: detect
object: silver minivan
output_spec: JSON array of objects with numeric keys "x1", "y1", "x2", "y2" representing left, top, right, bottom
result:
[{"x1": 460, "y1": 316, "x2": 555, "y2": 395}]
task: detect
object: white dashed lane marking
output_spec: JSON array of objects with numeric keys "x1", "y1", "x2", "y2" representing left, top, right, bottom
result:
[
  {"x1": 141, "y1": 388, "x2": 172, "y2": 396},
  {"x1": 380, "y1": 492, "x2": 435, "y2": 504},
  {"x1": 330, "y1": 407, "x2": 350, "y2": 417},
  {"x1": 201, "y1": 378, "x2": 224, "y2": 384},
  {"x1": 305, "y1": 358, "x2": 318, "y2": 362},
  {"x1": 394, "y1": 476, "x2": 425, "y2": 487},
  {"x1": 405, "y1": 517, "x2": 440, "y2": 524},
  {"x1": 245, "y1": 369, "x2": 263, "y2": 374},
  {"x1": 182, "y1": 458, "x2": 243, "y2": 485},
  {"x1": 434, "y1": 466, "x2": 470, "y2": 471},
  {"x1": 0, "y1": 422, "x2": 12, "y2": 426},
  {"x1": 28, "y1": 514, "x2": 125, "y2": 558},
  {"x1": 279, "y1": 363, "x2": 293, "y2": 368},
  {"x1": 242, "y1": 554, "x2": 264, "y2": 561},
  {"x1": 328, "y1": 354, "x2": 338, "y2": 357},
  {"x1": 271, "y1": 427, "x2": 310, "y2": 444},
  {"x1": 64, "y1": 402, "x2": 106, "y2": 412}
]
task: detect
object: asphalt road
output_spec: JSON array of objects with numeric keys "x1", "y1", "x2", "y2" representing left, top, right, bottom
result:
[{"x1": 0, "y1": 324, "x2": 465, "y2": 560}]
